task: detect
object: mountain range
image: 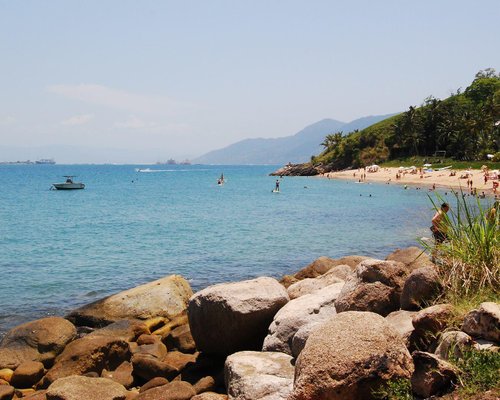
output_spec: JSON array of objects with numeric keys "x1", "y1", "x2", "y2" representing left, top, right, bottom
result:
[{"x1": 193, "y1": 114, "x2": 396, "y2": 165}]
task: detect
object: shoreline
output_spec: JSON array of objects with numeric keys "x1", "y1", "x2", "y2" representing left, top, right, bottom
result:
[{"x1": 321, "y1": 166, "x2": 499, "y2": 197}]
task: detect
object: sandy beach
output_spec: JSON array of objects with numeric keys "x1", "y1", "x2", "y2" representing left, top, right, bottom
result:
[{"x1": 322, "y1": 167, "x2": 499, "y2": 197}]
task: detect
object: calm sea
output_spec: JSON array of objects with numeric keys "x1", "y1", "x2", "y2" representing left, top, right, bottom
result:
[{"x1": 0, "y1": 164, "x2": 437, "y2": 335}]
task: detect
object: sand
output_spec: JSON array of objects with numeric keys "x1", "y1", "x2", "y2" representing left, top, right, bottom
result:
[{"x1": 322, "y1": 167, "x2": 499, "y2": 197}]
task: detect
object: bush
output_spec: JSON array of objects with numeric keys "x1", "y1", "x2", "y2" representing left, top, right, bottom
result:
[{"x1": 450, "y1": 348, "x2": 500, "y2": 394}]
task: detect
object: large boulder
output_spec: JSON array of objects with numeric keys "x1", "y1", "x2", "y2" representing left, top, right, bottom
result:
[
  {"x1": 409, "y1": 304, "x2": 454, "y2": 352},
  {"x1": 46, "y1": 376, "x2": 128, "y2": 400},
  {"x1": 0, "y1": 317, "x2": 76, "y2": 370},
  {"x1": 188, "y1": 277, "x2": 289, "y2": 356},
  {"x1": 287, "y1": 270, "x2": 344, "y2": 299},
  {"x1": 462, "y1": 302, "x2": 500, "y2": 342},
  {"x1": 386, "y1": 247, "x2": 434, "y2": 272},
  {"x1": 88, "y1": 320, "x2": 150, "y2": 342},
  {"x1": 293, "y1": 256, "x2": 367, "y2": 281},
  {"x1": 400, "y1": 266, "x2": 442, "y2": 310},
  {"x1": 135, "y1": 381, "x2": 196, "y2": 400},
  {"x1": 67, "y1": 275, "x2": 193, "y2": 328},
  {"x1": 40, "y1": 336, "x2": 130, "y2": 388},
  {"x1": 334, "y1": 259, "x2": 408, "y2": 316},
  {"x1": 262, "y1": 284, "x2": 341, "y2": 355},
  {"x1": 10, "y1": 361, "x2": 45, "y2": 389},
  {"x1": 290, "y1": 311, "x2": 413, "y2": 400},
  {"x1": 385, "y1": 310, "x2": 417, "y2": 346},
  {"x1": 411, "y1": 351, "x2": 458, "y2": 398},
  {"x1": 225, "y1": 351, "x2": 294, "y2": 400}
]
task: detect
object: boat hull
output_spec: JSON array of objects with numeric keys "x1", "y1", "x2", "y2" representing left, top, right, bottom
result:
[{"x1": 52, "y1": 183, "x2": 85, "y2": 190}]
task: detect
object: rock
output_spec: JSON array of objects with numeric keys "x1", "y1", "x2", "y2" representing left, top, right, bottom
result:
[
  {"x1": 0, "y1": 370, "x2": 13, "y2": 384},
  {"x1": 291, "y1": 311, "x2": 413, "y2": 400},
  {"x1": 179, "y1": 354, "x2": 225, "y2": 386},
  {"x1": 400, "y1": 266, "x2": 442, "y2": 311},
  {"x1": 165, "y1": 325, "x2": 196, "y2": 353},
  {"x1": 193, "y1": 376, "x2": 215, "y2": 394},
  {"x1": 131, "y1": 354, "x2": 178, "y2": 382},
  {"x1": 46, "y1": 376, "x2": 127, "y2": 400},
  {"x1": 67, "y1": 275, "x2": 193, "y2": 328},
  {"x1": 324, "y1": 264, "x2": 352, "y2": 281},
  {"x1": 462, "y1": 302, "x2": 500, "y2": 342},
  {"x1": 293, "y1": 256, "x2": 367, "y2": 281},
  {"x1": 40, "y1": 336, "x2": 130, "y2": 388},
  {"x1": 137, "y1": 335, "x2": 159, "y2": 346},
  {"x1": 385, "y1": 310, "x2": 417, "y2": 345},
  {"x1": 151, "y1": 315, "x2": 188, "y2": 341},
  {"x1": 10, "y1": 361, "x2": 45, "y2": 389},
  {"x1": 0, "y1": 386, "x2": 14, "y2": 400},
  {"x1": 287, "y1": 273, "x2": 344, "y2": 299},
  {"x1": 162, "y1": 352, "x2": 197, "y2": 372},
  {"x1": 334, "y1": 259, "x2": 408, "y2": 316},
  {"x1": 188, "y1": 277, "x2": 289, "y2": 356},
  {"x1": 225, "y1": 351, "x2": 294, "y2": 400},
  {"x1": 434, "y1": 331, "x2": 473, "y2": 360},
  {"x1": 191, "y1": 393, "x2": 227, "y2": 400},
  {"x1": 0, "y1": 380, "x2": 6, "y2": 386},
  {"x1": 139, "y1": 377, "x2": 169, "y2": 393},
  {"x1": 135, "y1": 381, "x2": 196, "y2": 400},
  {"x1": 386, "y1": 246, "x2": 434, "y2": 271},
  {"x1": 102, "y1": 361, "x2": 134, "y2": 389},
  {"x1": 270, "y1": 163, "x2": 322, "y2": 177},
  {"x1": 263, "y1": 284, "x2": 340, "y2": 355},
  {"x1": 89, "y1": 320, "x2": 150, "y2": 342},
  {"x1": 135, "y1": 342, "x2": 168, "y2": 360},
  {"x1": 279, "y1": 275, "x2": 298, "y2": 289},
  {"x1": 410, "y1": 304, "x2": 454, "y2": 352},
  {"x1": 22, "y1": 389, "x2": 47, "y2": 400},
  {"x1": 0, "y1": 317, "x2": 76, "y2": 369},
  {"x1": 290, "y1": 322, "x2": 323, "y2": 359},
  {"x1": 473, "y1": 338, "x2": 500, "y2": 352},
  {"x1": 411, "y1": 351, "x2": 458, "y2": 398}
]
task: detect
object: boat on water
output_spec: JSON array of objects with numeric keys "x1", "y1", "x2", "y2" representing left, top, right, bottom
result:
[
  {"x1": 36, "y1": 158, "x2": 56, "y2": 164},
  {"x1": 52, "y1": 176, "x2": 85, "y2": 190}
]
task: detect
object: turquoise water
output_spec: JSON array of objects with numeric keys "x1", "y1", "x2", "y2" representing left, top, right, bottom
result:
[{"x1": 0, "y1": 164, "x2": 437, "y2": 335}]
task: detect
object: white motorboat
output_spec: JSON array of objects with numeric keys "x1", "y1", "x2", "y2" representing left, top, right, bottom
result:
[{"x1": 52, "y1": 176, "x2": 85, "y2": 190}]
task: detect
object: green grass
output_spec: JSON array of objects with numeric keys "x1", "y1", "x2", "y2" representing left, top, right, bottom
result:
[{"x1": 373, "y1": 378, "x2": 414, "y2": 400}]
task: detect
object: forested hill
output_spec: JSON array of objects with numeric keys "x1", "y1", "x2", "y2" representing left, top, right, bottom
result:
[{"x1": 306, "y1": 69, "x2": 500, "y2": 172}]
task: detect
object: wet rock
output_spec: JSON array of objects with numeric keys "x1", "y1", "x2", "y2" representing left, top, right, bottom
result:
[
  {"x1": 291, "y1": 311, "x2": 413, "y2": 400},
  {"x1": 0, "y1": 317, "x2": 76, "y2": 370},
  {"x1": 10, "y1": 361, "x2": 45, "y2": 389},
  {"x1": 411, "y1": 351, "x2": 458, "y2": 398},
  {"x1": 335, "y1": 259, "x2": 408, "y2": 316},
  {"x1": 188, "y1": 277, "x2": 289, "y2": 356},
  {"x1": 400, "y1": 266, "x2": 442, "y2": 310},
  {"x1": 67, "y1": 275, "x2": 193, "y2": 328},
  {"x1": 462, "y1": 302, "x2": 500, "y2": 342},
  {"x1": 225, "y1": 351, "x2": 294, "y2": 400},
  {"x1": 46, "y1": 376, "x2": 127, "y2": 400},
  {"x1": 263, "y1": 284, "x2": 339, "y2": 355}
]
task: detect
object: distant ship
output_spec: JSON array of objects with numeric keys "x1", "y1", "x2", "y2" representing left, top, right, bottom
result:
[
  {"x1": 35, "y1": 159, "x2": 56, "y2": 164},
  {"x1": 167, "y1": 159, "x2": 176, "y2": 165},
  {"x1": 179, "y1": 159, "x2": 191, "y2": 165}
]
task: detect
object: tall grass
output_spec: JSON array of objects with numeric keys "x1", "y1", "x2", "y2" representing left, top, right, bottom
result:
[{"x1": 423, "y1": 191, "x2": 499, "y2": 298}]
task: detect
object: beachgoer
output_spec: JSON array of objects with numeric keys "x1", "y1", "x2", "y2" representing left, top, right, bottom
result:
[
  {"x1": 487, "y1": 201, "x2": 499, "y2": 224},
  {"x1": 431, "y1": 203, "x2": 450, "y2": 244},
  {"x1": 275, "y1": 179, "x2": 280, "y2": 191}
]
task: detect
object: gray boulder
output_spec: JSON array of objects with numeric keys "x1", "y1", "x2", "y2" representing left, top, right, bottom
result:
[
  {"x1": 290, "y1": 311, "x2": 413, "y2": 400},
  {"x1": 462, "y1": 302, "x2": 500, "y2": 342},
  {"x1": 67, "y1": 275, "x2": 193, "y2": 328},
  {"x1": 0, "y1": 317, "x2": 76, "y2": 370},
  {"x1": 262, "y1": 284, "x2": 341, "y2": 355},
  {"x1": 290, "y1": 321, "x2": 325, "y2": 359},
  {"x1": 225, "y1": 351, "x2": 294, "y2": 400},
  {"x1": 46, "y1": 376, "x2": 128, "y2": 400},
  {"x1": 335, "y1": 259, "x2": 408, "y2": 316},
  {"x1": 434, "y1": 331, "x2": 473, "y2": 360},
  {"x1": 188, "y1": 277, "x2": 289, "y2": 356},
  {"x1": 411, "y1": 351, "x2": 458, "y2": 398}
]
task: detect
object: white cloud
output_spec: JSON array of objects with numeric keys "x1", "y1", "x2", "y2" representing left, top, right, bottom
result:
[
  {"x1": 47, "y1": 84, "x2": 190, "y2": 116},
  {"x1": 60, "y1": 114, "x2": 94, "y2": 126},
  {"x1": 0, "y1": 116, "x2": 16, "y2": 125}
]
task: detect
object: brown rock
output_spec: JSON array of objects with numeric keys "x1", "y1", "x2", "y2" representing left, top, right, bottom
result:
[
  {"x1": 191, "y1": 393, "x2": 227, "y2": 400},
  {"x1": 400, "y1": 266, "x2": 442, "y2": 310},
  {"x1": 46, "y1": 376, "x2": 127, "y2": 400},
  {"x1": 0, "y1": 380, "x2": 7, "y2": 386},
  {"x1": 385, "y1": 310, "x2": 417, "y2": 346},
  {"x1": 23, "y1": 389, "x2": 47, "y2": 400},
  {"x1": 291, "y1": 311, "x2": 413, "y2": 400},
  {"x1": 0, "y1": 385, "x2": 14, "y2": 400},
  {"x1": 131, "y1": 354, "x2": 178, "y2": 382},
  {"x1": 386, "y1": 246, "x2": 434, "y2": 271},
  {"x1": 411, "y1": 351, "x2": 458, "y2": 398},
  {"x1": 165, "y1": 325, "x2": 196, "y2": 353},
  {"x1": 193, "y1": 376, "x2": 215, "y2": 394},
  {"x1": 279, "y1": 275, "x2": 298, "y2": 289},
  {"x1": 0, "y1": 318, "x2": 76, "y2": 370},
  {"x1": 162, "y1": 352, "x2": 197, "y2": 372},
  {"x1": 40, "y1": 336, "x2": 130, "y2": 388},
  {"x1": 137, "y1": 335, "x2": 160, "y2": 346},
  {"x1": 151, "y1": 315, "x2": 189, "y2": 340},
  {"x1": 0, "y1": 370, "x2": 13, "y2": 384},
  {"x1": 135, "y1": 342, "x2": 167, "y2": 360},
  {"x1": 462, "y1": 302, "x2": 500, "y2": 342},
  {"x1": 67, "y1": 275, "x2": 193, "y2": 328},
  {"x1": 293, "y1": 256, "x2": 338, "y2": 280},
  {"x1": 179, "y1": 354, "x2": 225, "y2": 386},
  {"x1": 10, "y1": 361, "x2": 45, "y2": 389},
  {"x1": 135, "y1": 381, "x2": 196, "y2": 400},
  {"x1": 410, "y1": 304, "x2": 454, "y2": 352},
  {"x1": 102, "y1": 361, "x2": 134, "y2": 389},
  {"x1": 89, "y1": 320, "x2": 150, "y2": 342},
  {"x1": 139, "y1": 377, "x2": 168, "y2": 393}
]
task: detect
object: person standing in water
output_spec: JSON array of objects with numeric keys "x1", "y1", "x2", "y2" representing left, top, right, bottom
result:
[
  {"x1": 431, "y1": 203, "x2": 450, "y2": 244},
  {"x1": 275, "y1": 179, "x2": 280, "y2": 192}
]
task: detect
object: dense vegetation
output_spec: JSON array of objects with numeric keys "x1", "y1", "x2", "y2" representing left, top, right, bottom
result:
[{"x1": 313, "y1": 69, "x2": 500, "y2": 170}]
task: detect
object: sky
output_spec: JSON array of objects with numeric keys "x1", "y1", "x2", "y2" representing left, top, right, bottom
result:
[{"x1": 0, "y1": 0, "x2": 499, "y2": 163}]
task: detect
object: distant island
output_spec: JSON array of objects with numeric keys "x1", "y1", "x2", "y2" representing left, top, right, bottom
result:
[
  {"x1": 155, "y1": 159, "x2": 191, "y2": 165},
  {"x1": 0, "y1": 158, "x2": 56, "y2": 165}
]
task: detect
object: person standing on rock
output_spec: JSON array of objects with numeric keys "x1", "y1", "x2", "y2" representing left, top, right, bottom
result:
[{"x1": 431, "y1": 202, "x2": 450, "y2": 244}]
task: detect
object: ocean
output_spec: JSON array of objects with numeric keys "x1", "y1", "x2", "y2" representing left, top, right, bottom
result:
[{"x1": 0, "y1": 164, "x2": 437, "y2": 336}]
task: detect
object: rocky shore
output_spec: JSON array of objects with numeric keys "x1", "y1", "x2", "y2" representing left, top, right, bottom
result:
[{"x1": 0, "y1": 247, "x2": 498, "y2": 400}]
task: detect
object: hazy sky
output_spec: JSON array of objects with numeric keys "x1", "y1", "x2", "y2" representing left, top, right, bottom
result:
[{"x1": 1, "y1": 0, "x2": 499, "y2": 163}]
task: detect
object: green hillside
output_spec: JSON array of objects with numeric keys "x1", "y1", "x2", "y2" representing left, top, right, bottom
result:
[{"x1": 312, "y1": 69, "x2": 500, "y2": 171}]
